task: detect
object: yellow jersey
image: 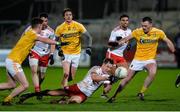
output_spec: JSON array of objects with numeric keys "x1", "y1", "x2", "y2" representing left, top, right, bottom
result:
[
  {"x1": 132, "y1": 27, "x2": 166, "y2": 60},
  {"x1": 8, "y1": 29, "x2": 37, "y2": 64},
  {"x1": 55, "y1": 20, "x2": 86, "y2": 54}
]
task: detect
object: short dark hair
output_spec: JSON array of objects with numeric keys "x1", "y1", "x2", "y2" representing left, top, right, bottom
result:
[
  {"x1": 103, "y1": 58, "x2": 114, "y2": 65},
  {"x1": 39, "y1": 13, "x2": 48, "y2": 18},
  {"x1": 142, "y1": 17, "x2": 152, "y2": 23},
  {"x1": 62, "y1": 8, "x2": 72, "y2": 17},
  {"x1": 31, "y1": 17, "x2": 43, "y2": 28},
  {"x1": 119, "y1": 14, "x2": 129, "y2": 20}
]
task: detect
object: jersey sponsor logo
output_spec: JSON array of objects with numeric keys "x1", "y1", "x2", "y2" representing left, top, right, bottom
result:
[
  {"x1": 140, "y1": 38, "x2": 158, "y2": 44},
  {"x1": 61, "y1": 32, "x2": 80, "y2": 38}
]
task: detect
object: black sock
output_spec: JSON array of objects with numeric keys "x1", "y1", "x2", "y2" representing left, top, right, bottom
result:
[{"x1": 112, "y1": 84, "x2": 123, "y2": 98}]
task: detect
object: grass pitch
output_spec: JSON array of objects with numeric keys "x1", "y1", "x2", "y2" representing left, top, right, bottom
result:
[{"x1": 0, "y1": 67, "x2": 180, "y2": 111}]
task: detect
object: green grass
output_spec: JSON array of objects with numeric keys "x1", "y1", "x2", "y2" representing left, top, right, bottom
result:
[{"x1": 0, "y1": 67, "x2": 180, "y2": 111}]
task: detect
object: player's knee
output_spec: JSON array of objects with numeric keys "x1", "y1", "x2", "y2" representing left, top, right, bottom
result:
[
  {"x1": 64, "y1": 73, "x2": 69, "y2": 78},
  {"x1": 22, "y1": 82, "x2": 29, "y2": 90},
  {"x1": 9, "y1": 82, "x2": 16, "y2": 88},
  {"x1": 31, "y1": 70, "x2": 38, "y2": 75},
  {"x1": 70, "y1": 97, "x2": 83, "y2": 104}
]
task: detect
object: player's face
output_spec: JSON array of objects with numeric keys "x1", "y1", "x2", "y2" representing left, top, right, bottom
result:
[
  {"x1": 141, "y1": 21, "x2": 152, "y2": 34},
  {"x1": 41, "y1": 17, "x2": 48, "y2": 29},
  {"x1": 64, "y1": 11, "x2": 73, "y2": 23},
  {"x1": 102, "y1": 62, "x2": 113, "y2": 74},
  {"x1": 120, "y1": 17, "x2": 129, "y2": 28}
]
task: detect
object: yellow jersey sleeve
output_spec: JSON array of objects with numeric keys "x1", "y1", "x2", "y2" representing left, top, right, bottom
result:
[
  {"x1": 132, "y1": 28, "x2": 140, "y2": 39},
  {"x1": 55, "y1": 24, "x2": 63, "y2": 37},
  {"x1": 158, "y1": 30, "x2": 166, "y2": 40},
  {"x1": 78, "y1": 23, "x2": 87, "y2": 33}
]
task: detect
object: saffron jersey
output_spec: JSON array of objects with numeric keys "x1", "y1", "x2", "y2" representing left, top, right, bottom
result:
[
  {"x1": 132, "y1": 27, "x2": 166, "y2": 60},
  {"x1": 8, "y1": 29, "x2": 37, "y2": 64},
  {"x1": 55, "y1": 21, "x2": 86, "y2": 54}
]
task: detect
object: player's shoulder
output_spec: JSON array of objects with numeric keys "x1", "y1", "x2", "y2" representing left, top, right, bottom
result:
[
  {"x1": 152, "y1": 27, "x2": 164, "y2": 33},
  {"x1": 56, "y1": 22, "x2": 66, "y2": 29},
  {"x1": 73, "y1": 20, "x2": 84, "y2": 26},
  {"x1": 46, "y1": 26, "x2": 54, "y2": 33},
  {"x1": 112, "y1": 26, "x2": 120, "y2": 32}
]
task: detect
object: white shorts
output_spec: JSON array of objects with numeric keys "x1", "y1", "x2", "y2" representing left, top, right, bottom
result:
[
  {"x1": 5, "y1": 58, "x2": 23, "y2": 76},
  {"x1": 63, "y1": 54, "x2": 81, "y2": 68},
  {"x1": 129, "y1": 59, "x2": 156, "y2": 71}
]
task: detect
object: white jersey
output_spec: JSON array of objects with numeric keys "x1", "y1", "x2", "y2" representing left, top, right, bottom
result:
[
  {"x1": 25, "y1": 26, "x2": 55, "y2": 56},
  {"x1": 107, "y1": 26, "x2": 131, "y2": 57},
  {"x1": 77, "y1": 66, "x2": 108, "y2": 97}
]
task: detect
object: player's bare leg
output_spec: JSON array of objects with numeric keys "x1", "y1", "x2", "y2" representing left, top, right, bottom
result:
[
  {"x1": 0, "y1": 72, "x2": 16, "y2": 90},
  {"x1": 70, "y1": 66, "x2": 76, "y2": 82},
  {"x1": 138, "y1": 63, "x2": 157, "y2": 100},
  {"x1": 61, "y1": 61, "x2": 70, "y2": 87},
  {"x1": 107, "y1": 69, "x2": 136, "y2": 103},
  {"x1": 36, "y1": 67, "x2": 47, "y2": 100},
  {"x1": 29, "y1": 58, "x2": 41, "y2": 93},
  {"x1": 2, "y1": 72, "x2": 29, "y2": 105},
  {"x1": 31, "y1": 65, "x2": 40, "y2": 92},
  {"x1": 39, "y1": 67, "x2": 47, "y2": 85},
  {"x1": 58, "y1": 96, "x2": 83, "y2": 104}
]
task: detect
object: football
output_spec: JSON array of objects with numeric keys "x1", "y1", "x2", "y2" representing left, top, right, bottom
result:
[{"x1": 115, "y1": 67, "x2": 128, "y2": 79}]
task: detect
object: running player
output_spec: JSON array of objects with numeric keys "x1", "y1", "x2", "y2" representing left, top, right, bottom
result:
[
  {"x1": 0, "y1": 17, "x2": 67, "y2": 105},
  {"x1": 107, "y1": 17, "x2": 175, "y2": 102},
  {"x1": 55, "y1": 8, "x2": 93, "y2": 87},
  {"x1": 101, "y1": 14, "x2": 131, "y2": 99},
  {"x1": 18, "y1": 58, "x2": 115, "y2": 104},
  {"x1": 28, "y1": 13, "x2": 55, "y2": 98}
]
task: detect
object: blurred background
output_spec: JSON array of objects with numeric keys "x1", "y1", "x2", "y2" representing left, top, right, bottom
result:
[{"x1": 0, "y1": 0, "x2": 179, "y2": 68}]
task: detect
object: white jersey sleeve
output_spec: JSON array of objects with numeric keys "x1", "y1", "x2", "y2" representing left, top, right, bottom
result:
[
  {"x1": 77, "y1": 66, "x2": 108, "y2": 97},
  {"x1": 107, "y1": 27, "x2": 132, "y2": 57}
]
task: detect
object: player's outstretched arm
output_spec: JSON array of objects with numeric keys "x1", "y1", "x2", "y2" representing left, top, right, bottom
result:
[
  {"x1": 163, "y1": 37, "x2": 175, "y2": 53},
  {"x1": 118, "y1": 35, "x2": 133, "y2": 45},
  {"x1": 82, "y1": 31, "x2": 92, "y2": 47}
]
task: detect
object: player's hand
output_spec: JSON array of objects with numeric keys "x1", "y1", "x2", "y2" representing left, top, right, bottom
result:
[
  {"x1": 58, "y1": 49, "x2": 65, "y2": 61},
  {"x1": 49, "y1": 53, "x2": 54, "y2": 65},
  {"x1": 85, "y1": 47, "x2": 92, "y2": 56}
]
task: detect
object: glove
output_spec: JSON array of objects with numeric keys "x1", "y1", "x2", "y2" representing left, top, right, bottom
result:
[
  {"x1": 56, "y1": 42, "x2": 70, "y2": 50},
  {"x1": 108, "y1": 75, "x2": 116, "y2": 84},
  {"x1": 85, "y1": 47, "x2": 92, "y2": 56},
  {"x1": 49, "y1": 54, "x2": 54, "y2": 65},
  {"x1": 56, "y1": 42, "x2": 70, "y2": 46},
  {"x1": 58, "y1": 49, "x2": 65, "y2": 61},
  {"x1": 60, "y1": 42, "x2": 70, "y2": 46},
  {"x1": 126, "y1": 44, "x2": 131, "y2": 51}
]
